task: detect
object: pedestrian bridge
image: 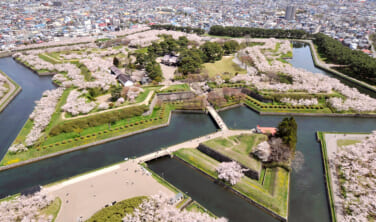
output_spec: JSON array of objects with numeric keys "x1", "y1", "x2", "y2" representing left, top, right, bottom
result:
[{"x1": 206, "y1": 105, "x2": 229, "y2": 131}]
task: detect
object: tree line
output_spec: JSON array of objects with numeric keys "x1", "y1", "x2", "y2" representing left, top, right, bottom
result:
[
  {"x1": 209, "y1": 25, "x2": 310, "y2": 39},
  {"x1": 150, "y1": 24, "x2": 205, "y2": 35},
  {"x1": 313, "y1": 33, "x2": 376, "y2": 85},
  {"x1": 138, "y1": 34, "x2": 241, "y2": 75}
]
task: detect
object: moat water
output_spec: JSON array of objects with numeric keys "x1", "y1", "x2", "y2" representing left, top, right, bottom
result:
[{"x1": 0, "y1": 45, "x2": 375, "y2": 221}]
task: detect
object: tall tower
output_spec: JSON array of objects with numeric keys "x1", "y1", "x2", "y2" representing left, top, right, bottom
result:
[{"x1": 285, "y1": 6, "x2": 296, "y2": 20}]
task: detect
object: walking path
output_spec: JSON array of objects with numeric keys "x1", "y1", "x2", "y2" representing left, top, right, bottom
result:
[
  {"x1": 323, "y1": 133, "x2": 369, "y2": 222},
  {"x1": 156, "y1": 57, "x2": 177, "y2": 86},
  {"x1": 206, "y1": 105, "x2": 229, "y2": 130},
  {"x1": 44, "y1": 160, "x2": 174, "y2": 222},
  {"x1": 61, "y1": 90, "x2": 155, "y2": 120},
  {"x1": 137, "y1": 129, "x2": 254, "y2": 162}
]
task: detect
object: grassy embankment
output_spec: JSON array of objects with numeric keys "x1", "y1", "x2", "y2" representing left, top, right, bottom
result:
[
  {"x1": 174, "y1": 134, "x2": 289, "y2": 219},
  {"x1": 159, "y1": 84, "x2": 191, "y2": 93},
  {"x1": 207, "y1": 81, "x2": 344, "y2": 114},
  {"x1": 0, "y1": 70, "x2": 22, "y2": 112},
  {"x1": 202, "y1": 134, "x2": 267, "y2": 173},
  {"x1": 174, "y1": 148, "x2": 289, "y2": 218},
  {"x1": 0, "y1": 102, "x2": 174, "y2": 165},
  {"x1": 316, "y1": 131, "x2": 338, "y2": 222}
]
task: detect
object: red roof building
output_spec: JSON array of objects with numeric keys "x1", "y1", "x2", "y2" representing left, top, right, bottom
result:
[{"x1": 256, "y1": 125, "x2": 277, "y2": 136}]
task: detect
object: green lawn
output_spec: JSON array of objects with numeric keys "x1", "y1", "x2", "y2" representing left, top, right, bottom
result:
[
  {"x1": 202, "y1": 134, "x2": 267, "y2": 173},
  {"x1": 38, "y1": 54, "x2": 59, "y2": 65},
  {"x1": 174, "y1": 148, "x2": 220, "y2": 178},
  {"x1": 185, "y1": 201, "x2": 216, "y2": 218},
  {"x1": 243, "y1": 95, "x2": 333, "y2": 114},
  {"x1": 86, "y1": 196, "x2": 146, "y2": 222},
  {"x1": 39, "y1": 197, "x2": 62, "y2": 222},
  {"x1": 202, "y1": 56, "x2": 246, "y2": 78},
  {"x1": 337, "y1": 139, "x2": 360, "y2": 147},
  {"x1": 174, "y1": 147, "x2": 289, "y2": 218}
]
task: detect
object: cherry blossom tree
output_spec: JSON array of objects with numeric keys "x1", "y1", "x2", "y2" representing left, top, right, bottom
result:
[
  {"x1": 333, "y1": 131, "x2": 376, "y2": 222},
  {"x1": 0, "y1": 192, "x2": 54, "y2": 222},
  {"x1": 234, "y1": 38, "x2": 376, "y2": 112},
  {"x1": 216, "y1": 161, "x2": 247, "y2": 185},
  {"x1": 25, "y1": 88, "x2": 64, "y2": 146},
  {"x1": 123, "y1": 192, "x2": 227, "y2": 222},
  {"x1": 61, "y1": 90, "x2": 96, "y2": 116}
]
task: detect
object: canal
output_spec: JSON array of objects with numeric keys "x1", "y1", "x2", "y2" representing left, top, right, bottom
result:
[{"x1": 0, "y1": 44, "x2": 375, "y2": 221}]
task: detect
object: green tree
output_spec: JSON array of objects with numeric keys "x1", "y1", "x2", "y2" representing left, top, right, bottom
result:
[
  {"x1": 276, "y1": 117, "x2": 297, "y2": 150},
  {"x1": 200, "y1": 42, "x2": 223, "y2": 62},
  {"x1": 110, "y1": 86, "x2": 123, "y2": 102},
  {"x1": 146, "y1": 61, "x2": 163, "y2": 82},
  {"x1": 178, "y1": 49, "x2": 203, "y2": 74},
  {"x1": 113, "y1": 57, "x2": 120, "y2": 67},
  {"x1": 223, "y1": 40, "x2": 240, "y2": 55}
]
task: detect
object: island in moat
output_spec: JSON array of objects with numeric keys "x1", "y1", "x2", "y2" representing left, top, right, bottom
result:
[{"x1": 1, "y1": 26, "x2": 376, "y2": 222}]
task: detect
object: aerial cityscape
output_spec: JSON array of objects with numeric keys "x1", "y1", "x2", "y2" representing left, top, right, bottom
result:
[{"x1": 0, "y1": 0, "x2": 375, "y2": 222}]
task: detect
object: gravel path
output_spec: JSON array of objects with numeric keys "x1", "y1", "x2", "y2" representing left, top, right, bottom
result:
[{"x1": 45, "y1": 160, "x2": 174, "y2": 222}]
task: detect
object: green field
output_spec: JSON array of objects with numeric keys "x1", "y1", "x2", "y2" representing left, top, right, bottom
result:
[
  {"x1": 202, "y1": 134, "x2": 267, "y2": 173},
  {"x1": 337, "y1": 139, "x2": 360, "y2": 147},
  {"x1": 202, "y1": 56, "x2": 246, "y2": 78},
  {"x1": 174, "y1": 147, "x2": 289, "y2": 218},
  {"x1": 39, "y1": 197, "x2": 62, "y2": 222},
  {"x1": 87, "y1": 196, "x2": 146, "y2": 222}
]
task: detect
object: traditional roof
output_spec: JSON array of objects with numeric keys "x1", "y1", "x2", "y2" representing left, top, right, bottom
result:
[{"x1": 110, "y1": 66, "x2": 123, "y2": 76}]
